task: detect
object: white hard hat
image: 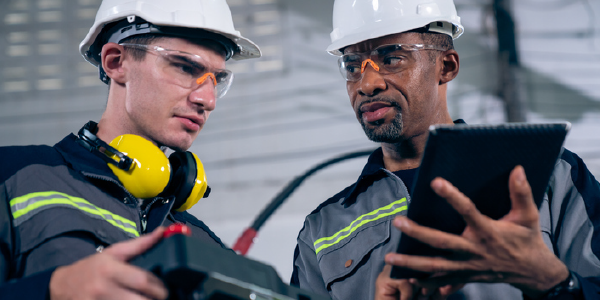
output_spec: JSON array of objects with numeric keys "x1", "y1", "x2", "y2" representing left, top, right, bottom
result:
[
  {"x1": 327, "y1": 0, "x2": 464, "y2": 56},
  {"x1": 80, "y1": 0, "x2": 261, "y2": 66}
]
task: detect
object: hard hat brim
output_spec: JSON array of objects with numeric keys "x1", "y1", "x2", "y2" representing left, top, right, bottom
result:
[{"x1": 326, "y1": 18, "x2": 464, "y2": 56}]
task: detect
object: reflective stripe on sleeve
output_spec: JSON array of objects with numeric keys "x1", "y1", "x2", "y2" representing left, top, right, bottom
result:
[
  {"x1": 10, "y1": 191, "x2": 139, "y2": 238},
  {"x1": 313, "y1": 198, "x2": 407, "y2": 255}
]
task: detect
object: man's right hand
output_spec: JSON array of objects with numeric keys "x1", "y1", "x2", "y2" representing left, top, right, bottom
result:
[{"x1": 49, "y1": 227, "x2": 168, "y2": 300}]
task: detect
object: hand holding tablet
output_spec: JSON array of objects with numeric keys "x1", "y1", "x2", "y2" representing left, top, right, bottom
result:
[{"x1": 390, "y1": 122, "x2": 570, "y2": 279}]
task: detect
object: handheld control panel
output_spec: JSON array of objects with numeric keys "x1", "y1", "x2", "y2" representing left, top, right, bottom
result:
[{"x1": 131, "y1": 225, "x2": 330, "y2": 300}]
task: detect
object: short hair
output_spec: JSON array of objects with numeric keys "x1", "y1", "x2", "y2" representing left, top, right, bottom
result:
[
  {"x1": 120, "y1": 34, "x2": 165, "y2": 61},
  {"x1": 406, "y1": 27, "x2": 454, "y2": 63},
  {"x1": 422, "y1": 32, "x2": 454, "y2": 51},
  {"x1": 406, "y1": 27, "x2": 454, "y2": 50}
]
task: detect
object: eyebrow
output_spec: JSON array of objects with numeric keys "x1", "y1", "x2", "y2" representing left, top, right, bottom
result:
[
  {"x1": 171, "y1": 54, "x2": 205, "y2": 70},
  {"x1": 375, "y1": 45, "x2": 400, "y2": 55}
]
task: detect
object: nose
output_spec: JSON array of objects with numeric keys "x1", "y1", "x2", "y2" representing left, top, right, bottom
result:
[
  {"x1": 357, "y1": 61, "x2": 387, "y2": 97},
  {"x1": 189, "y1": 80, "x2": 217, "y2": 112}
]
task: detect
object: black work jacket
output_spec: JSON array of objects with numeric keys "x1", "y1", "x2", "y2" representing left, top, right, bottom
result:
[{"x1": 0, "y1": 133, "x2": 226, "y2": 299}]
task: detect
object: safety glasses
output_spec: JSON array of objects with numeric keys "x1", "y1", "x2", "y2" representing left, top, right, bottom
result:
[
  {"x1": 338, "y1": 44, "x2": 446, "y2": 82},
  {"x1": 120, "y1": 43, "x2": 234, "y2": 98}
]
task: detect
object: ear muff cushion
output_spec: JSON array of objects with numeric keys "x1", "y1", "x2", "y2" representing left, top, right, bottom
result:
[
  {"x1": 163, "y1": 152, "x2": 196, "y2": 211},
  {"x1": 108, "y1": 134, "x2": 171, "y2": 199},
  {"x1": 175, "y1": 153, "x2": 208, "y2": 212}
]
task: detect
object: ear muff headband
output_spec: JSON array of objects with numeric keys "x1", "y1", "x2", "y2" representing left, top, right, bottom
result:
[{"x1": 77, "y1": 121, "x2": 134, "y2": 170}]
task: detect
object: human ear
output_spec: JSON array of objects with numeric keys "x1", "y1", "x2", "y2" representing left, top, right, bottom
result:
[
  {"x1": 439, "y1": 49, "x2": 460, "y2": 84},
  {"x1": 101, "y1": 43, "x2": 127, "y2": 84}
]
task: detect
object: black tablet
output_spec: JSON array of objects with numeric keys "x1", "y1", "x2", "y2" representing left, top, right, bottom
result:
[{"x1": 390, "y1": 122, "x2": 570, "y2": 279}]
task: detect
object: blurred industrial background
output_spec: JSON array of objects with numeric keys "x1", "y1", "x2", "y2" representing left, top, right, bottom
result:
[{"x1": 1, "y1": 0, "x2": 599, "y2": 280}]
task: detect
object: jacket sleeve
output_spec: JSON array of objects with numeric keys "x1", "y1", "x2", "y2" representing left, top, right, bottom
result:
[
  {"x1": 551, "y1": 149, "x2": 600, "y2": 299},
  {"x1": 0, "y1": 184, "x2": 13, "y2": 286},
  {"x1": 0, "y1": 184, "x2": 55, "y2": 299},
  {"x1": 0, "y1": 269, "x2": 55, "y2": 299},
  {"x1": 291, "y1": 227, "x2": 330, "y2": 298},
  {"x1": 579, "y1": 273, "x2": 600, "y2": 299}
]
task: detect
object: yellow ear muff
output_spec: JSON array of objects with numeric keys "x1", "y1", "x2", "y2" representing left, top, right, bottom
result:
[
  {"x1": 174, "y1": 153, "x2": 208, "y2": 212},
  {"x1": 107, "y1": 134, "x2": 171, "y2": 199}
]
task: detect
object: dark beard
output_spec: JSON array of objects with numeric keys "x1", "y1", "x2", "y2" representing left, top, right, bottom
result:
[{"x1": 358, "y1": 100, "x2": 403, "y2": 143}]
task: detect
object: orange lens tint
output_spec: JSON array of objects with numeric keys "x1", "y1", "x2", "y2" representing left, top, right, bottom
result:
[
  {"x1": 361, "y1": 59, "x2": 380, "y2": 73},
  {"x1": 196, "y1": 73, "x2": 217, "y2": 87}
]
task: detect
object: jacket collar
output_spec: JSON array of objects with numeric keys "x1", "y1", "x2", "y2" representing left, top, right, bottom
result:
[
  {"x1": 53, "y1": 133, "x2": 120, "y2": 181},
  {"x1": 341, "y1": 148, "x2": 387, "y2": 205},
  {"x1": 341, "y1": 119, "x2": 466, "y2": 205}
]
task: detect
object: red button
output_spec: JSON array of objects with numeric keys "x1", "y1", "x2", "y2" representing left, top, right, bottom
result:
[{"x1": 163, "y1": 223, "x2": 192, "y2": 238}]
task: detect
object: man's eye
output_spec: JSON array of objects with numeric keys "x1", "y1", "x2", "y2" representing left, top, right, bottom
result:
[
  {"x1": 214, "y1": 71, "x2": 228, "y2": 82},
  {"x1": 382, "y1": 57, "x2": 404, "y2": 66},
  {"x1": 172, "y1": 63, "x2": 200, "y2": 76},
  {"x1": 345, "y1": 64, "x2": 361, "y2": 74}
]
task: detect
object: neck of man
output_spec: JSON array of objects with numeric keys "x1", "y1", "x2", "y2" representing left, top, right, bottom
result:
[
  {"x1": 380, "y1": 134, "x2": 426, "y2": 172},
  {"x1": 382, "y1": 110, "x2": 454, "y2": 172},
  {"x1": 96, "y1": 82, "x2": 157, "y2": 148}
]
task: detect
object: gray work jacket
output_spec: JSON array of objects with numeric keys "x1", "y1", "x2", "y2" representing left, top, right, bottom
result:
[{"x1": 292, "y1": 147, "x2": 600, "y2": 300}]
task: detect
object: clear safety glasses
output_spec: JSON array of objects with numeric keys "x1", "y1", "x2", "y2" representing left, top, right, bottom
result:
[
  {"x1": 338, "y1": 44, "x2": 446, "y2": 82},
  {"x1": 120, "y1": 43, "x2": 234, "y2": 98}
]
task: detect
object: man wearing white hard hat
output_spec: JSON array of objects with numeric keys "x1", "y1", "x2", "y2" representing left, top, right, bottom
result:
[
  {"x1": 292, "y1": 0, "x2": 600, "y2": 299},
  {"x1": 0, "y1": 0, "x2": 260, "y2": 299}
]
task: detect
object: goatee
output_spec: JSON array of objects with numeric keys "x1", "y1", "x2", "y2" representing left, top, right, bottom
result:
[{"x1": 360, "y1": 109, "x2": 403, "y2": 143}]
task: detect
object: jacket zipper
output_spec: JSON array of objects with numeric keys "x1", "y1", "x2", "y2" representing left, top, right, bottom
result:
[{"x1": 139, "y1": 198, "x2": 162, "y2": 233}]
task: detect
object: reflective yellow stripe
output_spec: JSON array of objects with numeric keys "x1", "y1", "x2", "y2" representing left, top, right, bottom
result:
[
  {"x1": 314, "y1": 198, "x2": 407, "y2": 255},
  {"x1": 10, "y1": 191, "x2": 139, "y2": 237}
]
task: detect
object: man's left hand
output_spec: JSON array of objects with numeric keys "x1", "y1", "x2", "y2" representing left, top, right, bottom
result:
[
  {"x1": 384, "y1": 166, "x2": 569, "y2": 298},
  {"x1": 376, "y1": 265, "x2": 460, "y2": 300}
]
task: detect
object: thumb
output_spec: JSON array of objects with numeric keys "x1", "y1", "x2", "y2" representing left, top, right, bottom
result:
[
  {"x1": 104, "y1": 226, "x2": 165, "y2": 261},
  {"x1": 504, "y1": 166, "x2": 538, "y2": 228}
]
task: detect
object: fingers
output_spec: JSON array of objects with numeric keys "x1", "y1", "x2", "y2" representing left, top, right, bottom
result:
[
  {"x1": 50, "y1": 255, "x2": 168, "y2": 300},
  {"x1": 393, "y1": 216, "x2": 477, "y2": 254},
  {"x1": 99, "y1": 289, "x2": 155, "y2": 300},
  {"x1": 110, "y1": 263, "x2": 169, "y2": 300},
  {"x1": 105, "y1": 227, "x2": 165, "y2": 261},
  {"x1": 430, "y1": 178, "x2": 490, "y2": 230},
  {"x1": 438, "y1": 283, "x2": 464, "y2": 296},
  {"x1": 416, "y1": 281, "x2": 465, "y2": 299},
  {"x1": 375, "y1": 265, "x2": 416, "y2": 300},
  {"x1": 385, "y1": 252, "x2": 471, "y2": 275},
  {"x1": 505, "y1": 166, "x2": 539, "y2": 227},
  {"x1": 104, "y1": 227, "x2": 168, "y2": 299},
  {"x1": 415, "y1": 284, "x2": 463, "y2": 300},
  {"x1": 399, "y1": 282, "x2": 416, "y2": 300},
  {"x1": 50, "y1": 228, "x2": 168, "y2": 300}
]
